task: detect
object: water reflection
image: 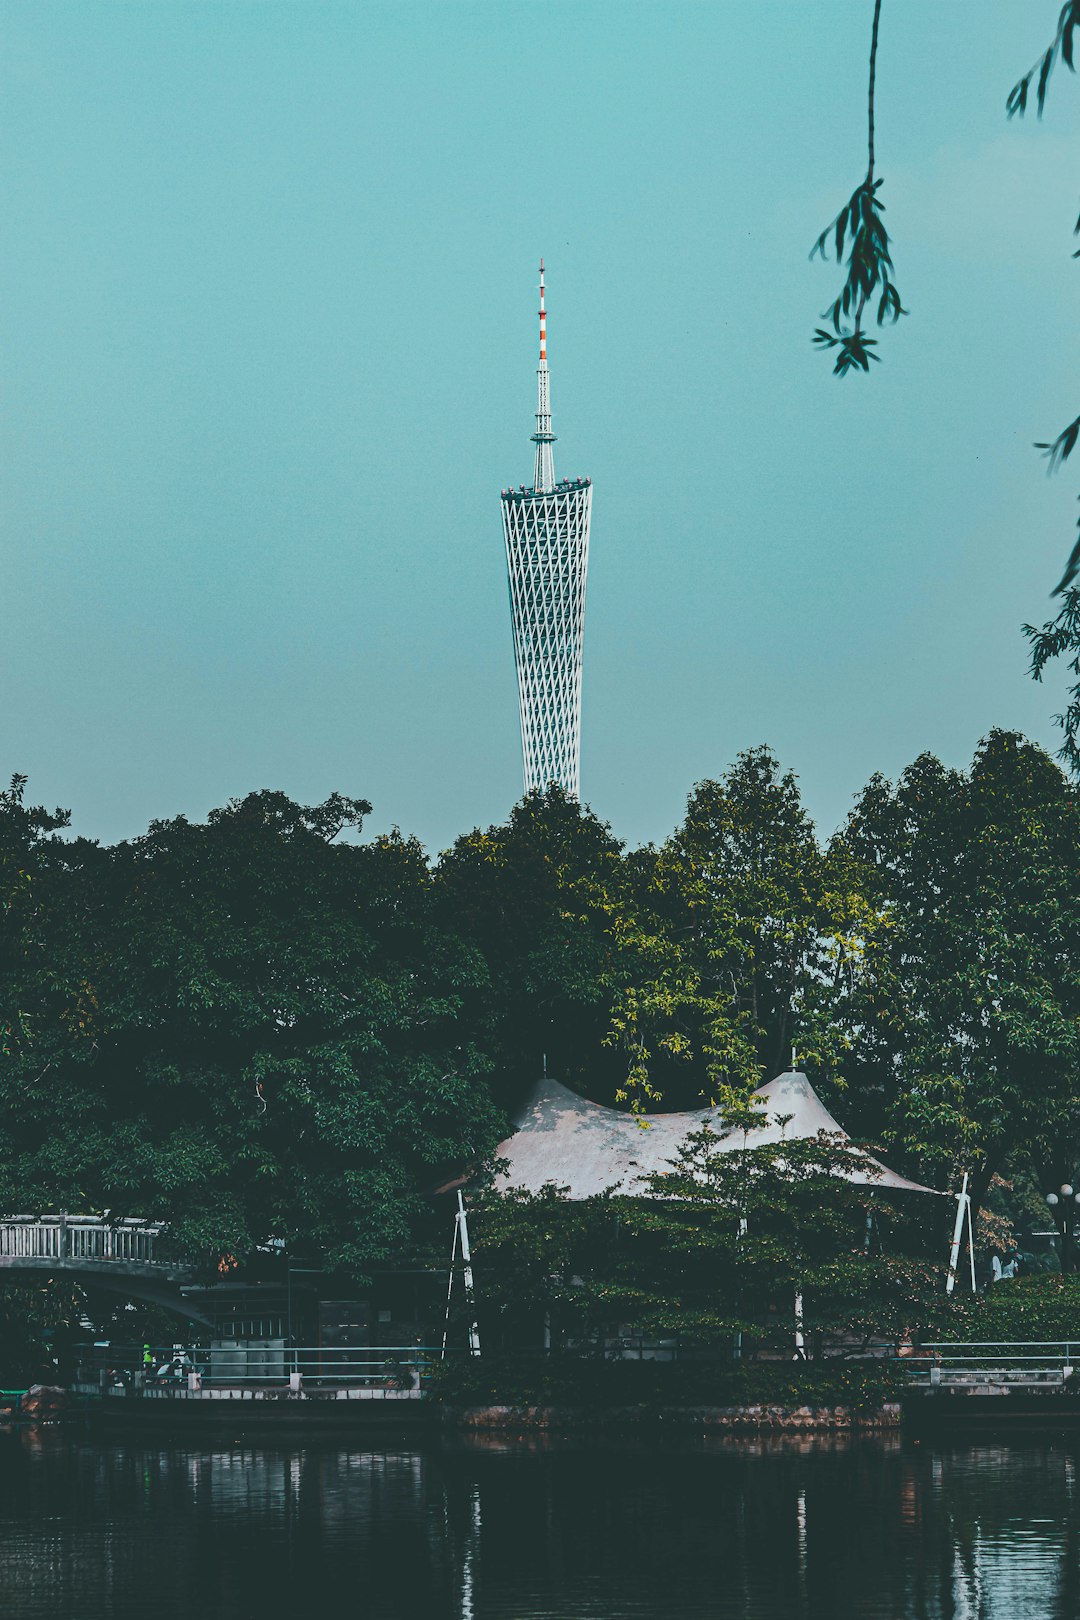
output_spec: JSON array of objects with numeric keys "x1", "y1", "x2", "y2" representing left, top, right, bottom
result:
[{"x1": 0, "y1": 1426, "x2": 1077, "y2": 1618}]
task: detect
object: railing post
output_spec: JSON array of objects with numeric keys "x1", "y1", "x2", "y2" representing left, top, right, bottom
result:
[{"x1": 59, "y1": 1212, "x2": 69, "y2": 1260}]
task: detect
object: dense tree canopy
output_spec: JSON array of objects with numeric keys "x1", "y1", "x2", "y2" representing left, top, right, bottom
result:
[
  {"x1": 1, "y1": 785, "x2": 501, "y2": 1273},
  {"x1": 825, "y1": 732, "x2": 1080, "y2": 1220},
  {"x1": 2, "y1": 730, "x2": 1077, "y2": 1293},
  {"x1": 469, "y1": 1126, "x2": 944, "y2": 1358}
]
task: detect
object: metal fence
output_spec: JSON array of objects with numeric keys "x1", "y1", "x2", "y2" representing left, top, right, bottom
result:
[
  {"x1": 78, "y1": 1343, "x2": 440, "y2": 1392},
  {"x1": 0, "y1": 1217, "x2": 162, "y2": 1264},
  {"x1": 905, "y1": 1341, "x2": 1080, "y2": 1386}
]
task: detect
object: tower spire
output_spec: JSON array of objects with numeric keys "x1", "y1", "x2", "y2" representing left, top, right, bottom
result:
[
  {"x1": 532, "y1": 258, "x2": 556, "y2": 493},
  {"x1": 501, "y1": 261, "x2": 592, "y2": 798}
]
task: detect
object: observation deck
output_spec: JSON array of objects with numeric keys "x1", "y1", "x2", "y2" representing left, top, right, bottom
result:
[{"x1": 501, "y1": 476, "x2": 591, "y2": 504}]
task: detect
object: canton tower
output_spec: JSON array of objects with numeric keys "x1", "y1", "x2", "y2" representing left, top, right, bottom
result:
[{"x1": 501, "y1": 261, "x2": 593, "y2": 797}]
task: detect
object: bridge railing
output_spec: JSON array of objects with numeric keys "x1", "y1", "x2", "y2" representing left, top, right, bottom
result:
[{"x1": 0, "y1": 1217, "x2": 163, "y2": 1264}]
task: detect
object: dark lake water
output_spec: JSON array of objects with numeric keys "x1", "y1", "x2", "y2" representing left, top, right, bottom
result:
[{"x1": 0, "y1": 1425, "x2": 1077, "y2": 1619}]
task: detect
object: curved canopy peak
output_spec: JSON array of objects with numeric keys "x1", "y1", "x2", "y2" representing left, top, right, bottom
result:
[{"x1": 493, "y1": 1070, "x2": 939, "y2": 1199}]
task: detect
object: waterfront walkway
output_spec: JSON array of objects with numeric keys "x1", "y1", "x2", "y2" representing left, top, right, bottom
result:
[
  {"x1": 76, "y1": 1343, "x2": 436, "y2": 1398},
  {"x1": 906, "y1": 1341, "x2": 1080, "y2": 1392}
]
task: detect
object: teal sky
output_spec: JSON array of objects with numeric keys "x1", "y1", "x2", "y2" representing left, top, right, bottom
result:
[{"x1": 2, "y1": 1, "x2": 1077, "y2": 852}]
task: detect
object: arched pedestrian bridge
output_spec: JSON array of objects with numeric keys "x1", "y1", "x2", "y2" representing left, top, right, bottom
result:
[{"x1": 0, "y1": 1216, "x2": 212, "y2": 1324}]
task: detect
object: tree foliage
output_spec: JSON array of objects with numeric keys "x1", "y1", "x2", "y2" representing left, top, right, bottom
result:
[
  {"x1": 0, "y1": 785, "x2": 503, "y2": 1274},
  {"x1": 439, "y1": 752, "x2": 865, "y2": 1117},
  {"x1": 825, "y1": 732, "x2": 1080, "y2": 1217},
  {"x1": 1008, "y1": 4, "x2": 1080, "y2": 754},
  {"x1": 811, "y1": 0, "x2": 905, "y2": 375},
  {"x1": 810, "y1": 4, "x2": 1080, "y2": 757},
  {"x1": 469, "y1": 1126, "x2": 945, "y2": 1356},
  {"x1": 620, "y1": 748, "x2": 855, "y2": 1105},
  {"x1": 3, "y1": 733, "x2": 1078, "y2": 1298},
  {"x1": 1006, "y1": 2, "x2": 1080, "y2": 119}
]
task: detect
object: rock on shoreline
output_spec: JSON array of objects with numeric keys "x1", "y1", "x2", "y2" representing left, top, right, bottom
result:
[
  {"x1": 18, "y1": 1385, "x2": 69, "y2": 1420},
  {"x1": 445, "y1": 1402, "x2": 902, "y2": 1433}
]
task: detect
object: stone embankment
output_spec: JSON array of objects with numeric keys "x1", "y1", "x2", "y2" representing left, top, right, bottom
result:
[{"x1": 446, "y1": 1403, "x2": 902, "y2": 1433}]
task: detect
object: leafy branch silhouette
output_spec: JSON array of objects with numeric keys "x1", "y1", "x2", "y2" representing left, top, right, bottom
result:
[
  {"x1": 1009, "y1": 0, "x2": 1078, "y2": 583},
  {"x1": 811, "y1": 0, "x2": 905, "y2": 375},
  {"x1": 1025, "y1": 589, "x2": 1080, "y2": 772},
  {"x1": 1041, "y1": 417, "x2": 1080, "y2": 596},
  {"x1": 1006, "y1": 1, "x2": 1079, "y2": 117},
  {"x1": 1011, "y1": 3, "x2": 1080, "y2": 760}
]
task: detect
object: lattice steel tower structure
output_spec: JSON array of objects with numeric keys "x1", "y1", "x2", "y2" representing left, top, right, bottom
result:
[{"x1": 501, "y1": 261, "x2": 593, "y2": 797}]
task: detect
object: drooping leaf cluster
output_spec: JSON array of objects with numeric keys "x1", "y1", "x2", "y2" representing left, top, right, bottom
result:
[
  {"x1": 809, "y1": 6, "x2": 1080, "y2": 760},
  {"x1": 812, "y1": 180, "x2": 904, "y2": 375},
  {"x1": 810, "y1": 0, "x2": 905, "y2": 375},
  {"x1": 1006, "y1": 1, "x2": 1080, "y2": 119},
  {"x1": 1005, "y1": 7, "x2": 1080, "y2": 750},
  {"x1": 1040, "y1": 416, "x2": 1080, "y2": 601}
]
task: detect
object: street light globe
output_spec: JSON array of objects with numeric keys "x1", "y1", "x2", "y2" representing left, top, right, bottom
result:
[
  {"x1": 1046, "y1": 1193, "x2": 1060, "y2": 1206},
  {"x1": 1062, "y1": 1184, "x2": 1075, "y2": 1198}
]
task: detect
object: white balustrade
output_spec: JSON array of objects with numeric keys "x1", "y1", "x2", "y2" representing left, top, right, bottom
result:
[{"x1": 0, "y1": 1217, "x2": 162, "y2": 1265}]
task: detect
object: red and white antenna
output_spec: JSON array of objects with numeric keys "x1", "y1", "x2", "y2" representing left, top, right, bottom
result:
[
  {"x1": 532, "y1": 258, "x2": 556, "y2": 493},
  {"x1": 539, "y1": 257, "x2": 547, "y2": 364}
]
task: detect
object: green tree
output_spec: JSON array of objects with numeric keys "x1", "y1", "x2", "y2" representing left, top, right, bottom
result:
[
  {"x1": 0, "y1": 788, "x2": 503, "y2": 1276},
  {"x1": 434, "y1": 787, "x2": 630, "y2": 1108},
  {"x1": 0, "y1": 773, "x2": 76, "y2": 1071},
  {"x1": 437, "y1": 758, "x2": 859, "y2": 1115},
  {"x1": 0, "y1": 1281, "x2": 83, "y2": 1386},
  {"x1": 827, "y1": 732, "x2": 1080, "y2": 1223},
  {"x1": 616, "y1": 747, "x2": 863, "y2": 1108},
  {"x1": 470, "y1": 1125, "x2": 943, "y2": 1357}
]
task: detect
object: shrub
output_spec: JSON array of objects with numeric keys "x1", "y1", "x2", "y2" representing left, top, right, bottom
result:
[
  {"x1": 426, "y1": 1351, "x2": 905, "y2": 1412},
  {"x1": 944, "y1": 1275, "x2": 1080, "y2": 1343}
]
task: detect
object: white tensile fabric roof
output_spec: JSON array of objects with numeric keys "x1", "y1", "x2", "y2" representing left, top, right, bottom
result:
[{"x1": 493, "y1": 1070, "x2": 940, "y2": 1199}]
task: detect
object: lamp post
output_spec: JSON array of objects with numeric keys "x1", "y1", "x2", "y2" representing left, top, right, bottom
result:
[{"x1": 1044, "y1": 1182, "x2": 1080, "y2": 1275}]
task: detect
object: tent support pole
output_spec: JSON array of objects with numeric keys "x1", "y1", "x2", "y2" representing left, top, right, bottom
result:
[
  {"x1": 457, "y1": 1190, "x2": 481, "y2": 1357},
  {"x1": 733, "y1": 1214, "x2": 748, "y2": 1361},
  {"x1": 440, "y1": 1202, "x2": 460, "y2": 1359},
  {"x1": 945, "y1": 1172, "x2": 969, "y2": 1296}
]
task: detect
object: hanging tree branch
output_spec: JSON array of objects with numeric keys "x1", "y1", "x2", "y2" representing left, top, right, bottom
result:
[
  {"x1": 1025, "y1": 584, "x2": 1080, "y2": 772},
  {"x1": 811, "y1": 0, "x2": 905, "y2": 376},
  {"x1": 1010, "y1": 5, "x2": 1080, "y2": 761},
  {"x1": 1009, "y1": 1, "x2": 1078, "y2": 547},
  {"x1": 1008, "y1": 1, "x2": 1078, "y2": 537},
  {"x1": 1006, "y1": 1, "x2": 1079, "y2": 117},
  {"x1": 1042, "y1": 418, "x2": 1080, "y2": 595}
]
